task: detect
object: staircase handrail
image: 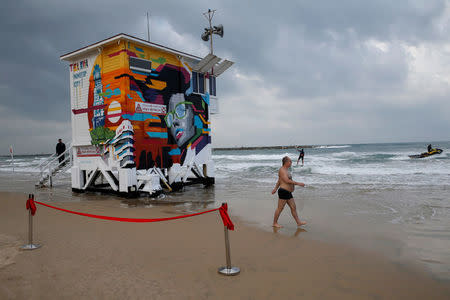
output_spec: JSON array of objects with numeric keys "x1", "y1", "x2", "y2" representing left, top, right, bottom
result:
[
  {"x1": 37, "y1": 143, "x2": 72, "y2": 182},
  {"x1": 38, "y1": 143, "x2": 72, "y2": 172},
  {"x1": 37, "y1": 152, "x2": 57, "y2": 170},
  {"x1": 44, "y1": 148, "x2": 72, "y2": 170},
  {"x1": 57, "y1": 158, "x2": 73, "y2": 174}
]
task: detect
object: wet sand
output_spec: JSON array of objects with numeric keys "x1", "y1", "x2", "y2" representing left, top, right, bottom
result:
[{"x1": 1, "y1": 191, "x2": 449, "y2": 299}]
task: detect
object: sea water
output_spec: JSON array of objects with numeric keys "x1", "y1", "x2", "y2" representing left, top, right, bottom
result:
[
  {"x1": 212, "y1": 141, "x2": 450, "y2": 280},
  {"x1": 214, "y1": 142, "x2": 450, "y2": 186},
  {"x1": 0, "y1": 141, "x2": 449, "y2": 279}
]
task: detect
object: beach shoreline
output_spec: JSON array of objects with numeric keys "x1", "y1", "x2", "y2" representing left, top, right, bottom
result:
[
  {"x1": 0, "y1": 165, "x2": 449, "y2": 281},
  {"x1": 1, "y1": 190, "x2": 449, "y2": 299}
]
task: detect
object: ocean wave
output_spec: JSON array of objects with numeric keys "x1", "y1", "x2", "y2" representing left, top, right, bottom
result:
[
  {"x1": 0, "y1": 167, "x2": 54, "y2": 173},
  {"x1": 2, "y1": 143, "x2": 449, "y2": 187},
  {"x1": 292, "y1": 167, "x2": 313, "y2": 175},
  {"x1": 213, "y1": 153, "x2": 291, "y2": 161},
  {"x1": 215, "y1": 161, "x2": 277, "y2": 172},
  {"x1": 331, "y1": 151, "x2": 358, "y2": 158},
  {"x1": 314, "y1": 145, "x2": 351, "y2": 149}
]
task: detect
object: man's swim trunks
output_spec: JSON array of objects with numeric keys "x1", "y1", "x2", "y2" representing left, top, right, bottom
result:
[{"x1": 278, "y1": 188, "x2": 293, "y2": 200}]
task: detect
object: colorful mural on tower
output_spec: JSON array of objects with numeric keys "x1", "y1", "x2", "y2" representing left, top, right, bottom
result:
[{"x1": 79, "y1": 41, "x2": 211, "y2": 170}]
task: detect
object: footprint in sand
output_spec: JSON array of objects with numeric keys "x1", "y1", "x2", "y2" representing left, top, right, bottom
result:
[{"x1": 0, "y1": 234, "x2": 20, "y2": 269}]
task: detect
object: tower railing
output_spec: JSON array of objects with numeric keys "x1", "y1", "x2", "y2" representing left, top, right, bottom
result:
[{"x1": 36, "y1": 143, "x2": 73, "y2": 187}]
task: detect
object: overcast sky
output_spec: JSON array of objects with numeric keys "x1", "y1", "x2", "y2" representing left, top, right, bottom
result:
[{"x1": 1, "y1": 0, "x2": 450, "y2": 154}]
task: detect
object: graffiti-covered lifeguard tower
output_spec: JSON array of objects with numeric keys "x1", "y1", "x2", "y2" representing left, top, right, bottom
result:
[{"x1": 59, "y1": 30, "x2": 233, "y2": 196}]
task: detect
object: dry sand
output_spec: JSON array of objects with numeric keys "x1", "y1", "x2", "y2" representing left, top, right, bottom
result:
[{"x1": 1, "y1": 191, "x2": 449, "y2": 299}]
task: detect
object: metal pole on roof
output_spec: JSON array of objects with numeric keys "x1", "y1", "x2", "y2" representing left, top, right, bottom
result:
[
  {"x1": 147, "y1": 12, "x2": 150, "y2": 42},
  {"x1": 209, "y1": 10, "x2": 213, "y2": 54},
  {"x1": 203, "y1": 9, "x2": 216, "y2": 54}
]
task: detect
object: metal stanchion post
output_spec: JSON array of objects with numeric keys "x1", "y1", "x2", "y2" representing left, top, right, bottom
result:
[
  {"x1": 218, "y1": 226, "x2": 240, "y2": 276},
  {"x1": 21, "y1": 195, "x2": 41, "y2": 250}
]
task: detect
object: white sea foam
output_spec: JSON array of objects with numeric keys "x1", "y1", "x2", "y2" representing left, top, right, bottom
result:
[
  {"x1": 315, "y1": 145, "x2": 351, "y2": 149},
  {"x1": 1, "y1": 142, "x2": 448, "y2": 186},
  {"x1": 330, "y1": 151, "x2": 358, "y2": 158},
  {"x1": 213, "y1": 153, "x2": 291, "y2": 161},
  {"x1": 215, "y1": 161, "x2": 276, "y2": 172},
  {"x1": 0, "y1": 167, "x2": 40, "y2": 173},
  {"x1": 214, "y1": 144, "x2": 449, "y2": 186}
]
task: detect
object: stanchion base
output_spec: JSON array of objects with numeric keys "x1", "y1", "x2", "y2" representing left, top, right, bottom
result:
[
  {"x1": 218, "y1": 266, "x2": 240, "y2": 276},
  {"x1": 21, "y1": 244, "x2": 41, "y2": 250}
]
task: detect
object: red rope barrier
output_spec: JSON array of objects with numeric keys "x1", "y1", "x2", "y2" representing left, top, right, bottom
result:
[
  {"x1": 34, "y1": 201, "x2": 219, "y2": 222},
  {"x1": 26, "y1": 195, "x2": 234, "y2": 230}
]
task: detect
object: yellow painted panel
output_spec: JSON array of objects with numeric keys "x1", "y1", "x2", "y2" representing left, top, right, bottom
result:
[{"x1": 101, "y1": 42, "x2": 126, "y2": 74}]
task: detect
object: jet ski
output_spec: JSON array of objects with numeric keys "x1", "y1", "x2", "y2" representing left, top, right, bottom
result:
[{"x1": 409, "y1": 148, "x2": 443, "y2": 158}]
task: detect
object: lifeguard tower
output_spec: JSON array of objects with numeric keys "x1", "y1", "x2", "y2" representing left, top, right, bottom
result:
[{"x1": 38, "y1": 28, "x2": 233, "y2": 196}]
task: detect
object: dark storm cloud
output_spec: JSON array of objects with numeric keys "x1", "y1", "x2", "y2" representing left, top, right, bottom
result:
[
  {"x1": 214, "y1": 1, "x2": 446, "y2": 98},
  {"x1": 1, "y1": 0, "x2": 449, "y2": 153},
  {"x1": 196, "y1": 1, "x2": 446, "y2": 105}
]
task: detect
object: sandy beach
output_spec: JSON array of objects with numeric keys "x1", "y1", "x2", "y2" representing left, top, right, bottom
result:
[{"x1": 1, "y1": 191, "x2": 449, "y2": 299}]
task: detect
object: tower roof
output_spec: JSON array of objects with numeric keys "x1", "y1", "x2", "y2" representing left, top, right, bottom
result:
[{"x1": 60, "y1": 33, "x2": 202, "y2": 62}]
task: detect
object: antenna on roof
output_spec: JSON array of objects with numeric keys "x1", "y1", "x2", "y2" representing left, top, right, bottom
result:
[
  {"x1": 146, "y1": 12, "x2": 150, "y2": 42},
  {"x1": 201, "y1": 9, "x2": 224, "y2": 55}
]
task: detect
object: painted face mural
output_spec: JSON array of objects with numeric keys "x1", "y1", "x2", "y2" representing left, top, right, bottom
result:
[
  {"x1": 166, "y1": 94, "x2": 195, "y2": 147},
  {"x1": 86, "y1": 42, "x2": 211, "y2": 169},
  {"x1": 157, "y1": 65, "x2": 211, "y2": 161}
]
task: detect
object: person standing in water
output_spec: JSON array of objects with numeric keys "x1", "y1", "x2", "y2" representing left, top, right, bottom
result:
[
  {"x1": 271, "y1": 156, "x2": 306, "y2": 228},
  {"x1": 296, "y1": 147, "x2": 305, "y2": 166}
]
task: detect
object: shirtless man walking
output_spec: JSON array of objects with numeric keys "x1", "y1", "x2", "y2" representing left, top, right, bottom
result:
[{"x1": 271, "y1": 156, "x2": 306, "y2": 228}]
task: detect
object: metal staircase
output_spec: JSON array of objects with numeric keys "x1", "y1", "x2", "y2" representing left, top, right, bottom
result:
[{"x1": 36, "y1": 143, "x2": 73, "y2": 187}]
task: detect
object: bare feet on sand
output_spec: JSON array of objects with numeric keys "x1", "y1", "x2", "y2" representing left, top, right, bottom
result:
[
  {"x1": 297, "y1": 221, "x2": 307, "y2": 226},
  {"x1": 272, "y1": 223, "x2": 283, "y2": 228}
]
